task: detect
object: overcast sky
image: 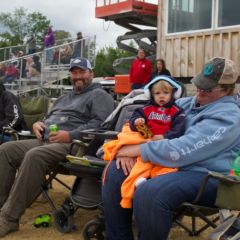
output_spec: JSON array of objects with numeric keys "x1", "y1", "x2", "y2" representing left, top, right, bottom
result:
[{"x1": 1, "y1": 0, "x2": 127, "y2": 49}]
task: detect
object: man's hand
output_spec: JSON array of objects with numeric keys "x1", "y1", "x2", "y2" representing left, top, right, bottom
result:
[
  {"x1": 32, "y1": 122, "x2": 45, "y2": 140},
  {"x1": 49, "y1": 130, "x2": 71, "y2": 143},
  {"x1": 116, "y1": 156, "x2": 136, "y2": 176}
]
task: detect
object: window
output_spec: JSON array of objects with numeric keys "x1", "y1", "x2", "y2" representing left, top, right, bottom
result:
[
  {"x1": 168, "y1": 0, "x2": 212, "y2": 33},
  {"x1": 218, "y1": 0, "x2": 240, "y2": 27}
]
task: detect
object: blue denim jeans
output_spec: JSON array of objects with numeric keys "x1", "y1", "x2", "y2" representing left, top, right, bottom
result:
[
  {"x1": 102, "y1": 161, "x2": 218, "y2": 240},
  {"x1": 45, "y1": 46, "x2": 54, "y2": 64}
]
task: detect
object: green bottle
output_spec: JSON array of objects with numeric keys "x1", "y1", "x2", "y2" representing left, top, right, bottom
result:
[
  {"x1": 48, "y1": 124, "x2": 59, "y2": 132},
  {"x1": 232, "y1": 151, "x2": 240, "y2": 177}
]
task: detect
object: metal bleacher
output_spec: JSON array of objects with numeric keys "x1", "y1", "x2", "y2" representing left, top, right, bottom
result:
[{"x1": 0, "y1": 35, "x2": 96, "y2": 97}]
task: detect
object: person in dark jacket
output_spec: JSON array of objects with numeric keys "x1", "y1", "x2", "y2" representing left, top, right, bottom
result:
[
  {"x1": 0, "y1": 57, "x2": 115, "y2": 238},
  {"x1": 149, "y1": 58, "x2": 171, "y2": 82},
  {"x1": 71, "y1": 32, "x2": 84, "y2": 59},
  {"x1": 0, "y1": 82, "x2": 26, "y2": 134}
]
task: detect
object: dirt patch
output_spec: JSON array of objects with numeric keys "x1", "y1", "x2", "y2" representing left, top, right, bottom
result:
[{"x1": 3, "y1": 175, "x2": 214, "y2": 240}]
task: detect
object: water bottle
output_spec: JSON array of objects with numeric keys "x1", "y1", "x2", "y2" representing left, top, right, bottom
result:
[{"x1": 231, "y1": 151, "x2": 240, "y2": 177}]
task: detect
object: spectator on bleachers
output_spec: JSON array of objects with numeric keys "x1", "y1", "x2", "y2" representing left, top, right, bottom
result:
[
  {"x1": 71, "y1": 32, "x2": 84, "y2": 58},
  {"x1": 17, "y1": 51, "x2": 24, "y2": 58},
  {"x1": 29, "y1": 55, "x2": 41, "y2": 79},
  {"x1": 44, "y1": 27, "x2": 55, "y2": 64},
  {"x1": 3, "y1": 63, "x2": 19, "y2": 84},
  {"x1": 0, "y1": 63, "x2": 6, "y2": 82},
  {"x1": 60, "y1": 43, "x2": 72, "y2": 64},
  {"x1": 26, "y1": 33, "x2": 36, "y2": 54},
  {"x1": 25, "y1": 57, "x2": 33, "y2": 79}
]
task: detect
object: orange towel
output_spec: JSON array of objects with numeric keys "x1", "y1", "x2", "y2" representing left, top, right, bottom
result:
[{"x1": 103, "y1": 123, "x2": 177, "y2": 208}]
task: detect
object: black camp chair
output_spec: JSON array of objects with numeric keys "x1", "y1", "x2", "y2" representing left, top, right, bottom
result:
[
  {"x1": 1, "y1": 95, "x2": 49, "y2": 141},
  {"x1": 53, "y1": 100, "x2": 148, "y2": 238},
  {"x1": 51, "y1": 86, "x2": 189, "y2": 238}
]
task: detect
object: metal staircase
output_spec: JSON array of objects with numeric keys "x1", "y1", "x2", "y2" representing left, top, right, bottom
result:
[{"x1": 95, "y1": 0, "x2": 158, "y2": 73}]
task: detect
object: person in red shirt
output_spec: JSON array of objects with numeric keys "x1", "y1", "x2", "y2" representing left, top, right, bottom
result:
[
  {"x1": 3, "y1": 63, "x2": 19, "y2": 83},
  {"x1": 129, "y1": 48, "x2": 152, "y2": 89}
]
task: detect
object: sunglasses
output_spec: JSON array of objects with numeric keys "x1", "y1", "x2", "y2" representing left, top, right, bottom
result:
[{"x1": 196, "y1": 87, "x2": 224, "y2": 93}]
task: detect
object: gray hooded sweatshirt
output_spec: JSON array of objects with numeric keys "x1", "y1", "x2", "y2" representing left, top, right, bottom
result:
[{"x1": 43, "y1": 82, "x2": 114, "y2": 140}]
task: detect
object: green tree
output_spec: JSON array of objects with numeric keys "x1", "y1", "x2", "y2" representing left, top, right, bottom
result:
[
  {"x1": 94, "y1": 46, "x2": 135, "y2": 77},
  {"x1": 0, "y1": 7, "x2": 50, "y2": 48},
  {"x1": 54, "y1": 30, "x2": 72, "y2": 45}
]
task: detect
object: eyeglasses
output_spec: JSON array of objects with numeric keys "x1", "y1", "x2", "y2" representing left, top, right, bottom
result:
[{"x1": 196, "y1": 87, "x2": 224, "y2": 93}]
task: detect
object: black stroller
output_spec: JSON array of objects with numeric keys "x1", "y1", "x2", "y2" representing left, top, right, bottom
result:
[{"x1": 53, "y1": 89, "x2": 150, "y2": 239}]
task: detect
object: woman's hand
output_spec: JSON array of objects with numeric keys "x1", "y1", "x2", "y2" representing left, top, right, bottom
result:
[
  {"x1": 116, "y1": 145, "x2": 141, "y2": 158},
  {"x1": 116, "y1": 156, "x2": 136, "y2": 176},
  {"x1": 115, "y1": 145, "x2": 141, "y2": 175}
]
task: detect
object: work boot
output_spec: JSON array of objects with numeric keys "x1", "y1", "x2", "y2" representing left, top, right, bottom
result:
[{"x1": 0, "y1": 215, "x2": 19, "y2": 238}]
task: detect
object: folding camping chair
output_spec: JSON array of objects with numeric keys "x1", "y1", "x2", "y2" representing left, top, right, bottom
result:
[
  {"x1": 173, "y1": 171, "x2": 240, "y2": 237},
  {"x1": 1, "y1": 95, "x2": 49, "y2": 140},
  {"x1": 51, "y1": 89, "x2": 150, "y2": 238},
  {"x1": 207, "y1": 172, "x2": 240, "y2": 240}
]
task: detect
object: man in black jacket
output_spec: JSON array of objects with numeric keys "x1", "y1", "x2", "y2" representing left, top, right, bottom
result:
[
  {"x1": 0, "y1": 57, "x2": 115, "y2": 237},
  {"x1": 0, "y1": 83, "x2": 26, "y2": 137}
]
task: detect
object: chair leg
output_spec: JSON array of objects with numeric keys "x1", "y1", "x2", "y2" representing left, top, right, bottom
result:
[{"x1": 41, "y1": 188, "x2": 58, "y2": 212}]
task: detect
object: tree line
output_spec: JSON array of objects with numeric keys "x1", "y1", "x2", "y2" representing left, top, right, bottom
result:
[{"x1": 0, "y1": 7, "x2": 135, "y2": 77}]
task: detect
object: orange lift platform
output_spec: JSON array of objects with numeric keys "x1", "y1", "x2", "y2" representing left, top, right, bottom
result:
[
  {"x1": 95, "y1": 0, "x2": 158, "y2": 59},
  {"x1": 95, "y1": 0, "x2": 158, "y2": 28},
  {"x1": 95, "y1": 0, "x2": 158, "y2": 87}
]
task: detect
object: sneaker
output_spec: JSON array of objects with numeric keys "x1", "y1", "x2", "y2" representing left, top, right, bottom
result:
[{"x1": 0, "y1": 215, "x2": 19, "y2": 238}]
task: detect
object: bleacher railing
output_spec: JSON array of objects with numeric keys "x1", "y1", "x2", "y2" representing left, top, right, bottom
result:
[{"x1": 0, "y1": 35, "x2": 96, "y2": 96}]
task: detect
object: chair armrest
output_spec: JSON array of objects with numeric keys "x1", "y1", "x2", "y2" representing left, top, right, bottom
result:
[
  {"x1": 79, "y1": 129, "x2": 119, "y2": 141},
  {"x1": 66, "y1": 154, "x2": 106, "y2": 168},
  {"x1": 208, "y1": 171, "x2": 240, "y2": 183},
  {"x1": 68, "y1": 139, "x2": 90, "y2": 155},
  {"x1": 2, "y1": 127, "x2": 20, "y2": 141},
  {"x1": 2, "y1": 127, "x2": 36, "y2": 141},
  {"x1": 193, "y1": 171, "x2": 240, "y2": 204}
]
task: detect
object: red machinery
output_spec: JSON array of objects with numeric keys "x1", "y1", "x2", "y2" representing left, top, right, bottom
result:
[{"x1": 95, "y1": 0, "x2": 158, "y2": 57}]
